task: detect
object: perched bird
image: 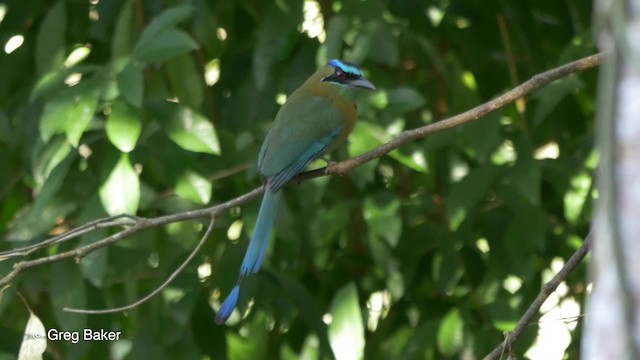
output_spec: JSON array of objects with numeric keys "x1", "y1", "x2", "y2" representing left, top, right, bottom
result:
[{"x1": 215, "y1": 59, "x2": 375, "y2": 324}]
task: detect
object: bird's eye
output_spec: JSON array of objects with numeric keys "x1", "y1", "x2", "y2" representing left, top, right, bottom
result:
[{"x1": 335, "y1": 70, "x2": 346, "y2": 80}]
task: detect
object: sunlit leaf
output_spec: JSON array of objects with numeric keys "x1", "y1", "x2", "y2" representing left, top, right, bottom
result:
[
  {"x1": 147, "y1": 100, "x2": 220, "y2": 155},
  {"x1": 564, "y1": 171, "x2": 592, "y2": 224},
  {"x1": 106, "y1": 99, "x2": 142, "y2": 152},
  {"x1": 18, "y1": 311, "x2": 47, "y2": 360},
  {"x1": 227, "y1": 313, "x2": 268, "y2": 360},
  {"x1": 175, "y1": 169, "x2": 212, "y2": 204},
  {"x1": 99, "y1": 153, "x2": 140, "y2": 215},
  {"x1": 328, "y1": 283, "x2": 364, "y2": 360},
  {"x1": 64, "y1": 95, "x2": 99, "y2": 147},
  {"x1": 40, "y1": 76, "x2": 103, "y2": 146},
  {"x1": 31, "y1": 135, "x2": 72, "y2": 189},
  {"x1": 437, "y1": 308, "x2": 463, "y2": 356}
]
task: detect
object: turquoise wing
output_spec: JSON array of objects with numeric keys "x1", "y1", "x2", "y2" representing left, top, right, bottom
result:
[{"x1": 258, "y1": 90, "x2": 345, "y2": 191}]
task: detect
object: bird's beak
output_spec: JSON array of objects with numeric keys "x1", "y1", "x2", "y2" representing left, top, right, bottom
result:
[{"x1": 350, "y1": 78, "x2": 376, "y2": 90}]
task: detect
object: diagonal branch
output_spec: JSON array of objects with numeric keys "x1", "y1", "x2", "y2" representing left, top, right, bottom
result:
[
  {"x1": 63, "y1": 216, "x2": 216, "y2": 314},
  {"x1": 484, "y1": 237, "x2": 592, "y2": 360}
]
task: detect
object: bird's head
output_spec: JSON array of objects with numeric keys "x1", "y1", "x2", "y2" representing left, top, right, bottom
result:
[{"x1": 319, "y1": 59, "x2": 375, "y2": 99}]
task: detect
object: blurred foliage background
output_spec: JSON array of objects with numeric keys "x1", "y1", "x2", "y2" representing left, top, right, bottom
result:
[{"x1": 0, "y1": 0, "x2": 597, "y2": 359}]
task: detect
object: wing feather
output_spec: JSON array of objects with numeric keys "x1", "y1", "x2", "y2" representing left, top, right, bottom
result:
[{"x1": 258, "y1": 90, "x2": 345, "y2": 190}]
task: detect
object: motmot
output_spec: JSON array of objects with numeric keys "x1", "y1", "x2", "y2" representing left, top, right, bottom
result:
[{"x1": 215, "y1": 59, "x2": 375, "y2": 324}]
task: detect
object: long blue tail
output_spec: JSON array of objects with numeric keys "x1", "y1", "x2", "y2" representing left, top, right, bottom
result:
[{"x1": 215, "y1": 190, "x2": 281, "y2": 324}]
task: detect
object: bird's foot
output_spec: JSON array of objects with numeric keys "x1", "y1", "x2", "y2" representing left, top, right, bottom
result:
[{"x1": 324, "y1": 159, "x2": 338, "y2": 175}]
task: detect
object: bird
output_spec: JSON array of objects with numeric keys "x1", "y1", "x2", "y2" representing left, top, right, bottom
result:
[{"x1": 215, "y1": 59, "x2": 375, "y2": 324}]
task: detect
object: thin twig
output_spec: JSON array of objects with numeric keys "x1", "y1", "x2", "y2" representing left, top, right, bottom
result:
[
  {"x1": 483, "y1": 236, "x2": 592, "y2": 360},
  {"x1": 0, "y1": 188, "x2": 263, "y2": 286},
  {"x1": 0, "y1": 214, "x2": 140, "y2": 260},
  {"x1": 64, "y1": 217, "x2": 215, "y2": 314}
]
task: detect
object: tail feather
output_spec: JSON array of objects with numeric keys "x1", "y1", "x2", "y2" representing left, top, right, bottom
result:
[
  {"x1": 240, "y1": 190, "x2": 281, "y2": 276},
  {"x1": 215, "y1": 190, "x2": 281, "y2": 324},
  {"x1": 215, "y1": 285, "x2": 239, "y2": 324}
]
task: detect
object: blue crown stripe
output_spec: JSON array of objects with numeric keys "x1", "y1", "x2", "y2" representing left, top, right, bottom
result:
[{"x1": 327, "y1": 59, "x2": 364, "y2": 76}]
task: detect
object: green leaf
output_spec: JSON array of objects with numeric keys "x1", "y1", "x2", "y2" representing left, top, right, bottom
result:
[
  {"x1": 446, "y1": 164, "x2": 501, "y2": 231},
  {"x1": 6, "y1": 200, "x2": 76, "y2": 242},
  {"x1": 0, "y1": 111, "x2": 10, "y2": 145},
  {"x1": 364, "y1": 194, "x2": 402, "y2": 247},
  {"x1": 432, "y1": 251, "x2": 464, "y2": 294},
  {"x1": 106, "y1": 99, "x2": 142, "y2": 152},
  {"x1": 400, "y1": 320, "x2": 439, "y2": 359},
  {"x1": 253, "y1": 4, "x2": 296, "y2": 89},
  {"x1": 346, "y1": 32, "x2": 373, "y2": 65},
  {"x1": 147, "y1": 100, "x2": 220, "y2": 155},
  {"x1": 40, "y1": 77, "x2": 103, "y2": 146},
  {"x1": 532, "y1": 75, "x2": 584, "y2": 126},
  {"x1": 459, "y1": 112, "x2": 503, "y2": 161},
  {"x1": 165, "y1": 54, "x2": 204, "y2": 109},
  {"x1": 388, "y1": 147, "x2": 428, "y2": 173},
  {"x1": 383, "y1": 87, "x2": 426, "y2": 117},
  {"x1": 133, "y1": 29, "x2": 199, "y2": 63},
  {"x1": 328, "y1": 283, "x2": 364, "y2": 360},
  {"x1": 64, "y1": 95, "x2": 99, "y2": 147},
  {"x1": 505, "y1": 204, "x2": 546, "y2": 270},
  {"x1": 349, "y1": 121, "x2": 389, "y2": 156},
  {"x1": 35, "y1": 1, "x2": 66, "y2": 75},
  {"x1": 31, "y1": 65, "x2": 100, "y2": 102},
  {"x1": 99, "y1": 153, "x2": 140, "y2": 215},
  {"x1": 564, "y1": 171, "x2": 592, "y2": 224},
  {"x1": 512, "y1": 155, "x2": 541, "y2": 206},
  {"x1": 437, "y1": 308, "x2": 464, "y2": 356},
  {"x1": 7, "y1": 155, "x2": 76, "y2": 241},
  {"x1": 118, "y1": 62, "x2": 144, "y2": 108},
  {"x1": 268, "y1": 270, "x2": 332, "y2": 354},
  {"x1": 77, "y1": 196, "x2": 108, "y2": 287},
  {"x1": 31, "y1": 135, "x2": 72, "y2": 189},
  {"x1": 365, "y1": 23, "x2": 399, "y2": 67},
  {"x1": 50, "y1": 261, "x2": 87, "y2": 330},
  {"x1": 112, "y1": 0, "x2": 135, "y2": 59},
  {"x1": 227, "y1": 313, "x2": 269, "y2": 360},
  {"x1": 40, "y1": 97, "x2": 75, "y2": 143},
  {"x1": 175, "y1": 169, "x2": 212, "y2": 204},
  {"x1": 32, "y1": 150, "x2": 74, "y2": 216},
  {"x1": 323, "y1": 15, "x2": 350, "y2": 61},
  {"x1": 135, "y1": 5, "x2": 194, "y2": 50}
]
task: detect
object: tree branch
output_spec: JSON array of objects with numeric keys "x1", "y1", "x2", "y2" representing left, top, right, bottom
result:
[
  {"x1": 299, "y1": 52, "x2": 603, "y2": 181},
  {"x1": 63, "y1": 217, "x2": 215, "y2": 314},
  {"x1": 484, "y1": 237, "x2": 592, "y2": 360},
  {"x1": 0, "y1": 53, "x2": 603, "y2": 294}
]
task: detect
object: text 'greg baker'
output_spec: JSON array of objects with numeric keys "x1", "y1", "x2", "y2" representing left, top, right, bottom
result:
[{"x1": 47, "y1": 329, "x2": 122, "y2": 343}]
